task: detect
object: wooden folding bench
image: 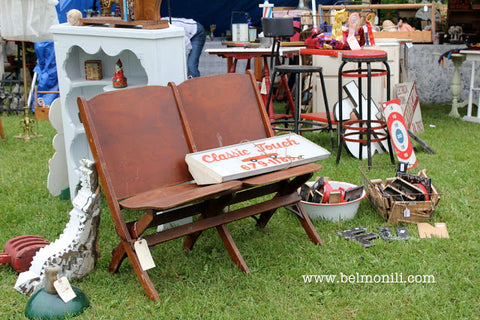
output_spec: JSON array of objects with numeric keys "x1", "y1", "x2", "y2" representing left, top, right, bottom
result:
[{"x1": 77, "y1": 71, "x2": 323, "y2": 301}]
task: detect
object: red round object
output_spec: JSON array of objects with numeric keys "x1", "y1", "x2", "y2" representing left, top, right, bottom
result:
[
  {"x1": 321, "y1": 181, "x2": 346, "y2": 203},
  {"x1": 414, "y1": 183, "x2": 430, "y2": 201}
]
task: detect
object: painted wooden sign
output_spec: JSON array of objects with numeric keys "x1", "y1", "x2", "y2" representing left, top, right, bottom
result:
[
  {"x1": 395, "y1": 82, "x2": 424, "y2": 134},
  {"x1": 185, "y1": 133, "x2": 330, "y2": 185},
  {"x1": 381, "y1": 99, "x2": 418, "y2": 169}
]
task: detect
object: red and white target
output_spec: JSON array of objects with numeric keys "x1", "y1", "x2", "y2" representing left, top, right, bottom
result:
[{"x1": 381, "y1": 99, "x2": 417, "y2": 169}]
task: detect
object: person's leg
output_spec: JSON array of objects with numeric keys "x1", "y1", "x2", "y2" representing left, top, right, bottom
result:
[{"x1": 187, "y1": 22, "x2": 206, "y2": 78}]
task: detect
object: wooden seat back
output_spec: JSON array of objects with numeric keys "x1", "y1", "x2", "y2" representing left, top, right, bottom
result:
[
  {"x1": 77, "y1": 86, "x2": 193, "y2": 201},
  {"x1": 172, "y1": 71, "x2": 274, "y2": 152}
]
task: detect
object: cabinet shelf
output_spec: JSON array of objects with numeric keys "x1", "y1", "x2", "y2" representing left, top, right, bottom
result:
[
  {"x1": 51, "y1": 23, "x2": 187, "y2": 199},
  {"x1": 70, "y1": 79, "x2": 111, "y2": 88}
]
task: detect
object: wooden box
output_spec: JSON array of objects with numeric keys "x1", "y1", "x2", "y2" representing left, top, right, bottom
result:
[
  {"x1": 84, "y1": 60, "x2": 103, "y2": 81},
  {"x1": 373, "y1": 30, "x2": 432, "y2": 43},
  {"x1": 359, "y1": 165, "x2": 441, "y2": 224},
  {"x1": 35, "y1": 106, "x2": 50, "y2": 120}
]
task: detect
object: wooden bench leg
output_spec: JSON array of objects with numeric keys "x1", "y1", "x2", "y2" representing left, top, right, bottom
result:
[
  {"x1": 216, "y1": 224, "x2": 250, "y2": 273},
  {"x1": 255, "y1": 209, "x2": 276, "y2": 228},
  {"x1": 109, "y1": 212, "x2": 154, "y2": 274},
  {"x1": 109, "y1": 244, "x2": 127, "y2": 274},
  {"x1": 256, "y1": 173, "x2": 314, "y2": 228},
  {"x1": 184, "y1": 197, "x2": 234, "y2": 250},
  {"x1": 292, "y1": 203, "x2": 322, "y2": 245},
  {"x1": 183, "y1": 216, "x2": 204, "y2": 250},
  {"x1": 0, "y1": 116, "x2": 5, "y2": 140},
  {"x1": 121, "y1": 241, "x2": 161, "y2": 301}
]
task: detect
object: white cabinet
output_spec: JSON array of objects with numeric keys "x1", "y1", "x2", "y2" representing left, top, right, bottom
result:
[
  {"x1": 311, "y1": 40, "x2": 401, "y2": 113},
  {"x1": 51, "y1": 23, "x2": 187, "y2": 199}
]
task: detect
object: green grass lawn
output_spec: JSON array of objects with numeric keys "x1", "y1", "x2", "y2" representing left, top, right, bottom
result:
[{"x1": 1, "y1": 103, "x2": 479, "y2": 319}]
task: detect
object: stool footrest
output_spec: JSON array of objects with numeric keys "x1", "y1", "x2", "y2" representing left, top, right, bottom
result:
[
  {"x1": 271, "y1": 119, "x2": 329, "y2": 132},
  {"x1": 343, "y1": 119, "x2": 387, "y2": 132},
  {"x1": 342, "y1": 120, "x2": 389, "y2": 143},
  {"x1": 344, "y1": 131, "x2": 388, "y2": 144},
  {"x1": 342, "y1": 69, "x2": 388, "y2": 78}
]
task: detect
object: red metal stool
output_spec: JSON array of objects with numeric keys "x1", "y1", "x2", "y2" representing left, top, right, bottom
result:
[{"x1": 336, "y1": 49, "x2": 395, "y2": 166}]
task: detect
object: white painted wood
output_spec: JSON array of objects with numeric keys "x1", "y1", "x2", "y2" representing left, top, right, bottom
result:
[
  {"x1": 15, "y1": 159, "x2": 101, "y2": 294},
  {"x1": 185, "y1": 133, "x2": 330, "y2": 185},
  {"x1": 50, "y1": 23, "x2": 187, "y2": 199},
  {"x1": 47, "y1": 98, "x2": 69, "y2": 197},
  {"x1": 459, "y1": 50, "x2": 480, "y2": 123},
  {"x1": 342, "y1": 80, "x2": 388, "y2": 158},
  {"x1": 395, "y1": 82, "x2": 425, "y2": 134}
]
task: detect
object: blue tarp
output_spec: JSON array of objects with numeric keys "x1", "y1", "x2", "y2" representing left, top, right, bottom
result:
[
  {"x1": 161, "y1": 1, "x2": 303, "y2": 36},
  {"x1": 33, "y1": 0, "x2": 94, "y2": 110},
  {"x1": 33, "y1": 42, "x2": 59, "y2": 108}
]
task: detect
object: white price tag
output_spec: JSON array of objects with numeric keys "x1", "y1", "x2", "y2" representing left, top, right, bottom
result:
[
  {"x1": 347, "y1": 34, "x2": 361, "y2": 50},
  {"x1": 53, "y1": 276, "x2": 77, "y2": 303},
  {"x1": 260, "y1": 77, "x2": 267, "y2": 95},
  {"x1": 134, "y1": 239, "x2": 156, "y2": 271},
  {"x1": 403, "y1": 208, "x2": 411, "y2": 218}
]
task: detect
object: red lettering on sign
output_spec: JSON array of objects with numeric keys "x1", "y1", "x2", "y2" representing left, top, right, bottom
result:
[
  {"x1": 201, "y1": 148, "x2": 250, "y2": 163},
  {"x1": 254, "y1": 137, "x2": 300, "y2": 152}
]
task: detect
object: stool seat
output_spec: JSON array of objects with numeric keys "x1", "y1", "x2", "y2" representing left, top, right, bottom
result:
[
  {"x1": 342, "y1": 49, "x2": 388, "y2": 62},
  {"x1": 274, "y1": 65, "x2": 324, "y2": 74}
]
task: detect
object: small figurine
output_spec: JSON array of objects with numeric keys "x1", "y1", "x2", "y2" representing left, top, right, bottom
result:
[
  {"x1": 67, "y1": 9, "x2": 82, "y2": 26},
  {"x1": 112, "y1": 59, "x2": 127, "y2": 88},
  {"x1": 100, "y1": 0, "x2": 113, "y2": 16}
]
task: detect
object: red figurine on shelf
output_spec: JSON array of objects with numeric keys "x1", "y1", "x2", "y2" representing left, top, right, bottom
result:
[{"x1": 112, "y1": 59, "x2": 127, "y2": 88}]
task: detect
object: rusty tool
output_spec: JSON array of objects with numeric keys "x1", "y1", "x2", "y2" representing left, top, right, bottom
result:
[{"x1": 0, "y1": 235, "x2": 50, "y2": 273}]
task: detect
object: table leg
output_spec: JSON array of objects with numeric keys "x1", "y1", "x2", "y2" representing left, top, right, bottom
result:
[
  {"x1": 227, "y1": 57, "x2": 238, "y2": 73},
  {"x1": 263, "y1": 57, "x2": 274, "y2": 119},
  {"x1": 463, "y1": 60, "x2": 480, "y2": 123},
  {"x1": 254, "y1": 57, "x2": 263, "y2": 82},
  {"x1": 449, "y1": 54, "x2": 468, "y2": 117},
  {"x1": 0, "y1": 115, "x2": 5, "y2": 140}
]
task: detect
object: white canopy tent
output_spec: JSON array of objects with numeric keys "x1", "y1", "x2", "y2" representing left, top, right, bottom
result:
[
  {"x1": 0, "y1": 0, "x2": 59, "y2": 42},
  {"x1": 0, "y1": 0, "x2": 59, "y2": 139}
]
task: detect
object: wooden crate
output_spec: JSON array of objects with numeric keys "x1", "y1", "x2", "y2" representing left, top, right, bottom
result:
[
  {"x1": 359, "y1": 165, "x2": 441, "y2": 224},
  {"x1": 373, "y1": 30, "x2": 432, "y2": 43},
  {"x1": 35, "y1": 106, "x2": 50, "y2": 120},
  {"x1": 34, "y1": 87, "x2": 59, "y2": 121}
]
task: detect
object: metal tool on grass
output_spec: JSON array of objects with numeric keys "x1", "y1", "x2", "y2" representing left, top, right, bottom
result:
[{"x1": 0, "y1": 235, "x2": 49, "y2": 273}]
